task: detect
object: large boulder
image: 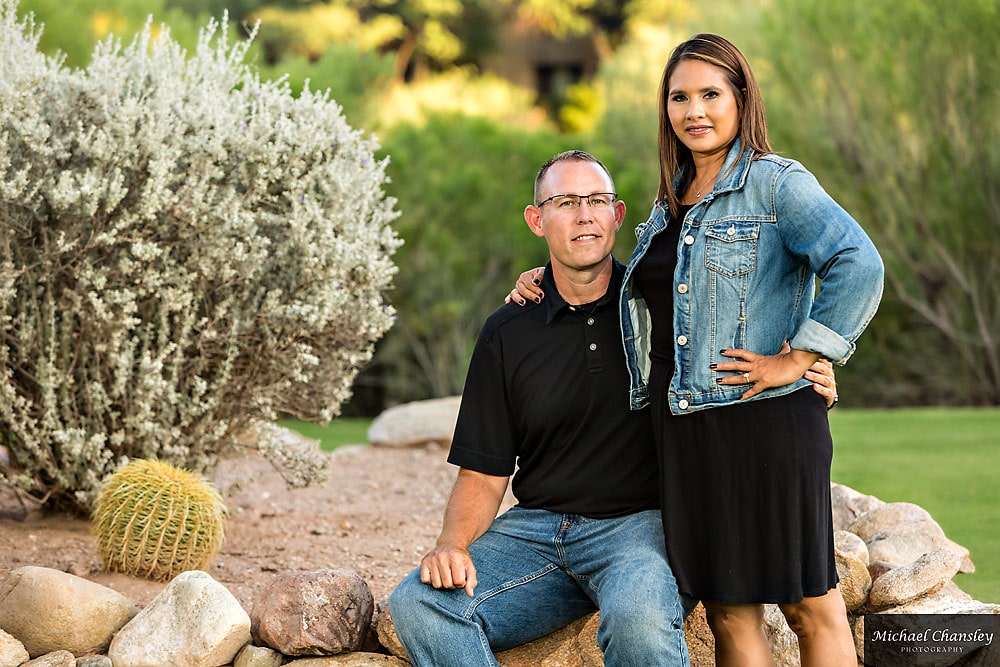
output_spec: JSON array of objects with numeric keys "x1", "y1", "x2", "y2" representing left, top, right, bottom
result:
[
  {"x1": 252, "y1": 569, "x2": 374, "y2": 656},
  {"x1": 367, "y1": 397, "x2": 461, "y2": 448},
  {"x1": 108, "y1": 570, "x2": 250, "y2": 667},
  {"x1": 0, "y1": 566, "x2": 137, "y2": 657}
]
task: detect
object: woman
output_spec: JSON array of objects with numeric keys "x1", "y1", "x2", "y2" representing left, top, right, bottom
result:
[{"x1": 512, "y1": 34, "x2": 882, "y2": 666}]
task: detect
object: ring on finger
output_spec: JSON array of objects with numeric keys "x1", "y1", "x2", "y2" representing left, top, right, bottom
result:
[{"x1": 742, "y1": 372, "x2": 751, "y2": 383}]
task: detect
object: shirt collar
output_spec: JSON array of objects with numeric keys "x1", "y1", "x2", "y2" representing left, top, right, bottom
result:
[{"x1": 542, "y1": 259, "x2": 624, "y2": 324}]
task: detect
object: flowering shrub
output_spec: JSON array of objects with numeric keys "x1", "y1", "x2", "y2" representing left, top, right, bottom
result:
[{"x1": 0, "y1": 1, "x2": 400, "y2": 512}]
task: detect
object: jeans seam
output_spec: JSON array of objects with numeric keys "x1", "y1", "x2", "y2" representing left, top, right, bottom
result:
[{"x1": 462, "y1": 562, "x2": 561, "y2": 620}]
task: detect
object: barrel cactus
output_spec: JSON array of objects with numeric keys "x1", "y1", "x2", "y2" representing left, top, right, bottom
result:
[{"x1": 92, "y1": 459, "x2": 227, "y2": 582}]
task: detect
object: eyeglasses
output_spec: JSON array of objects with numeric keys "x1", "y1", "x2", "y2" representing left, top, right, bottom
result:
[{"x1": 536, "y1": 192, "x2": 617, "y2": 210}]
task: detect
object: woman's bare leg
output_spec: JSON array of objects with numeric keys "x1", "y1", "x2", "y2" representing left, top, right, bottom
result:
[
  {"x1": 778, "y1": 587, "x2": 855, "y2": 666},
  {"x1": 703, "y1": 601, "x2": 775, "y2": 666}
]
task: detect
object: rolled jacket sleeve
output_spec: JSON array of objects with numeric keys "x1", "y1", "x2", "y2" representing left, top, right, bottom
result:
[{"x1": 776, "y1": 164, "x2": 884, "y2": 364}]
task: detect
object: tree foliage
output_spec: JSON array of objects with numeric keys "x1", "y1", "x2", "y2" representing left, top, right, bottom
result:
[
  {"x1": 366, "y1": 114, "x2": 572, "y2": 403},
  {"x1": 0, "y1": 2, "x2": 399, "y2": 510},
  {"x1": 761, "y1": 0, "x2": 1000, "y2": 405}
]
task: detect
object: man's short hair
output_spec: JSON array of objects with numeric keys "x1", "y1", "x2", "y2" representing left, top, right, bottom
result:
[{"x1": 534, "y1": 150, "x2": 614, "y2": 206}]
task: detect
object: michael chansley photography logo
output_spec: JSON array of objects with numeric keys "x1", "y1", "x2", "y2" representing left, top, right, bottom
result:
[{"x1": 865, "y1": 613, "x2": 999, "y2": 665}]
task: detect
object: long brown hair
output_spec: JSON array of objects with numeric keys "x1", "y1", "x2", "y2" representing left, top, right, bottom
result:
[{"x1": 656, "y1": 33, "x2": 772, "y2": 218}]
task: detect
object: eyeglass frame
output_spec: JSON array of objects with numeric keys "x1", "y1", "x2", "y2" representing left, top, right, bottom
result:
[{"x1": 535, "y1": 192, "x2": 618, "y2": 209}]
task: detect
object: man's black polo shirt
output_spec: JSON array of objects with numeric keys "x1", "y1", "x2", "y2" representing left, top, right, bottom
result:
[{"x1": 447, "y1": 260, "x2": 659, "y2": 518}]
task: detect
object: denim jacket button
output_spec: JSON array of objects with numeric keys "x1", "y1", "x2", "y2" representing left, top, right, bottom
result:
[
  {"x1": 677, "y1": 335, "x2": 688, "y2": 346},
  {"x1": 678, "y1": 283, "x2": 689, "y2": 294},
  {"x1": 684, "y1": 234, "x2": 695, "y2": 245},
  {"x1": 678, "y1": 399, "x2": 689, "y2": 410},
  {"x1": 727, "y1": 225, "x2": 736, "y2": 236}
]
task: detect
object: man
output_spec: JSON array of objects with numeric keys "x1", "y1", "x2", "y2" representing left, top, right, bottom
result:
[
  {"x1": 389, "y1": 150, "x2": 691, "y2": 666},
  {"x1": 388, "y1": 151, "x2": 837, "y2": 666}
]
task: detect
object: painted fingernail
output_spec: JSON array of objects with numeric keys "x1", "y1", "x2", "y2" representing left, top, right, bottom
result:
[
  {"x1": 715, "y1": 378, "x2": 724, "y2": 384},
  {"x1": 709, "y1": 363, "x2": 718, "y2": 370},
  {"x1": 532, "y1": 279, "x2": 540, "y2": 285},
  {"x1": 518, "y1": 298, "x2": 525, "y2": 305},
  {"x1": 533, "y1": 297, "x2": 541, "y2": 303},
  {"x1": 719, "y1": 349, "x2": 727, "y2": 355}
]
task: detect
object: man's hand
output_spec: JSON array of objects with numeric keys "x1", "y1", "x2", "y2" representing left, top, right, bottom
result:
[
  {"x1": 805, "y1": 357, "x2": 839, "y2": 409},
  {"x1": 420, "y1": 544, "x2": 478, "y2": 597},
  {"x1": 420, "y1": 468, "x2": 509, "y2": 598}
]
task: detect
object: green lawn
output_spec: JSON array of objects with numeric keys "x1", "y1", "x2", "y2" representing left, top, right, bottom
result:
[
  {"x1": 829, "y1": 407, "x2": 1000, "y2": 603},
  {"x1": 278, "y1": 417, "x2": 372, "y2": 452},
  {"x1": 282, "y1": 407, "x2": 1000, "y2": 602}
]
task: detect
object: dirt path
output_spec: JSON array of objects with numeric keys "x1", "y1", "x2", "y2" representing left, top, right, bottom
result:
[{"x1": 0, "y1": 443, "x2": 457, "y2": 609}]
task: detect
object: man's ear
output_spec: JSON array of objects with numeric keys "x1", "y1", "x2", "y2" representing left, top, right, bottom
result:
[
  {"x1": 613, "y1": 199, "x2": 626, "y2": 231},
  {"x1": 524, "y1": 205, "x2": 545, "y2": 237}
]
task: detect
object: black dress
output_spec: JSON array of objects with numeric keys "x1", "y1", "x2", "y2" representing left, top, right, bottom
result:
[{"x1": 634, "y1": 206, "x2": 839, "y2": 604}]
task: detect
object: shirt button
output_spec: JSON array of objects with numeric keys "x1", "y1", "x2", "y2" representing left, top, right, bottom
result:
[
  {"x1": 677, "y1": 284, "x2": 688, "y2": 294},
  {"x1": 587, "y1": 317, "x2": 595, "y2": 325},
  {"x1": 678, "y1": 399, "x2": 689, "y2": 410},
  {"x1": 684, "y1": 235, "x2": 695, "y2": 245},
  {"x1": 677, "y1": 335, "x2": 688, "y2": 346},
  {"x1": 727, "y1": 225, "x2": 736, "y2": 236},
  {"x1": 589, "y1": 343, "x2": 597, "y2": 351}
]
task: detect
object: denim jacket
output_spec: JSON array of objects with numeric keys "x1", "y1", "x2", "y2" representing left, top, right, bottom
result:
[{"x1": 620, "y1": 139, "x2": 884, "y2": 414}]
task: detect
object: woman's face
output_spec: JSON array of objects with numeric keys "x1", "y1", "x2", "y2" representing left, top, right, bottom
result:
[{"x1": 666, "y1": 58, "x2": 740, "y2": 160}]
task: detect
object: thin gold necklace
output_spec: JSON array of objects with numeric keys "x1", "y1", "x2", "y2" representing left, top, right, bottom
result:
[{"x1": 692, "y1": 167, "x2": 720, "y2": 199}]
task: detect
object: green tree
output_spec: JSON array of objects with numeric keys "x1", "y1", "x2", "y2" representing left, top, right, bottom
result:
[
  {"x1": 363, "y1": 114, "x2": 573, "y2": 404},
  {"x1": 761, "y1": 0, "x2": 1000, "y2": 405},
  {"x1": 508, "y1": 0, "x2": 692, "y2": 60},
  {"x1": 17, "y1": 0, "x2": 204, "y2": 67}
]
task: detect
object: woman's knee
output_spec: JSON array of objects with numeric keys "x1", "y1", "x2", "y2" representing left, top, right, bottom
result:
[
  {"x1": 703, "y1": 602, "x2": 765, "y2": 640},
  {"x1": 779, "y1": 590, "x2": 848, "y2": 639}
]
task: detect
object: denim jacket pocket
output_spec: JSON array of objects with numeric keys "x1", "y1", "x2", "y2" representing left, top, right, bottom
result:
[{"x1": 704, "y1": 220, "x2": 760, "y2": 278}]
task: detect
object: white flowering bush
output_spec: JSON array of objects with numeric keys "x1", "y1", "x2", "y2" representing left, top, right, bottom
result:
[{"x1": 0, "y1": 1, "x2": 400, "y2": 512}]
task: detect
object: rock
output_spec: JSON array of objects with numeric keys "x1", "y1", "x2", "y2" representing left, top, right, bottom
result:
[
  {"x1": 848, "y1": 502, "x2": 934, "y2": 541},
  {"x1": 763, "y1": 605, "x2": 799, "y2": 667},
  {"x1": 381, "y1": 603, "x2": 716, "y2": 667},
  {"x1": 234, "y1": 644, "x2": 283, "y2": 667},
  {"x1": 284, "y1": 655, "x2": 410, "y2": 666},
  {"x1": 367, "y1": 396, "x2": 461, "y2": 448},
  {"x1": 834, "y1": 530, "x2": 869, "y2": 565},
  {"x1": 868, "y1": 547, "x2": 964, "y2": 608},
  {"x1": 0, "y1": 566, "x2": 137, "y2": 657},
  {"x1": 0, "y1": 627, "x2": 29, "y2": 667},
  {"x1": 866, "y1": 520, "x2": 955, "y2": 566},
  {"x1": 889, "y1": 595, "x2": 1000, "y2": 615},
  {"x1": 108, "y1": 570, "x2": 250, "y2": 667},
  {"x1": 835, "y1": 531, "x2": 872, "y2": 610},
  {"x1": 252, "y1": 569, "x2": 374, "y2": 656},
  {"x1": 75, "y1": 658, "x2": 113, "y2": 667},
  {"x1": 849, "y1": 613, "x2": 865, "y2": 664},
  {"x1": 21, "y1": 651, "x2": 75, "y2": 667},
  {"x1": 374, "y1": 602, "x2": 409, "y2": 662},
  {"x1": 495, "y1": 613, "x2": 603, "y2": 667},
  {"x1": 836, "y1": 558, "x2": 872, "y2": 612},
  {"x1": 682, "y1": 604, "x2": 715, "y2": 667},
  {"x1": 831, "y1": 483, "x2": 884, "y2": 532},
  {"x1": 868, "y1": 560, "x2": 895, "y2": 583}
]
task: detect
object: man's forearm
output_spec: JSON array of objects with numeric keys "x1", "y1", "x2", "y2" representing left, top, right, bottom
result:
[{"x1": 436, "y1": 468, "x2": 509, "y2": 549}]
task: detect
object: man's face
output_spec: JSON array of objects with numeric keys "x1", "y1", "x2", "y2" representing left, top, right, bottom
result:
[{"x1": 524, "y1": 160, "x2": 625, "y2": 274}]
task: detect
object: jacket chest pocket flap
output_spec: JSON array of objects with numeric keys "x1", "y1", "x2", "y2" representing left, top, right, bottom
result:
[{"x1": 704, "y1": 220, "x2": 759, "y2": 278}]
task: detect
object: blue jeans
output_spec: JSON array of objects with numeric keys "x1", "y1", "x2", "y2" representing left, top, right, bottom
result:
[{"x1": 389, "y1": 507, "x2": 690, "y2": 667}]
